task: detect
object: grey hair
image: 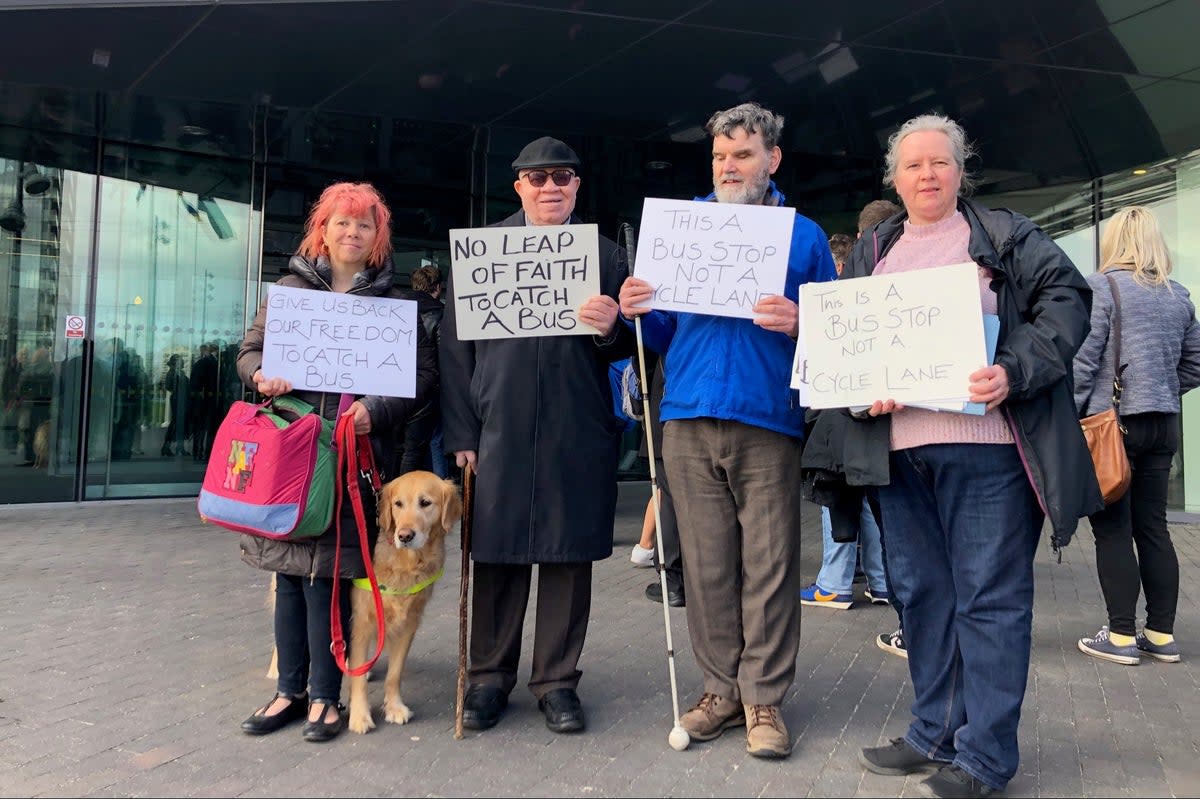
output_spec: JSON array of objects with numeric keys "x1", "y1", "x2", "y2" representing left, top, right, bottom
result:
[
  {"x1": 883, "y1": 114, "x2": 977, "y2": 195},
  {"x1": 705, "y1": 102, "x2": 785, "y2": 150}
]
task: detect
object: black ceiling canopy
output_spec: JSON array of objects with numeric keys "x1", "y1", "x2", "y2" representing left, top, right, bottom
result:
[{"x1": 0, "y1": 0, "x2": 1198, "y2": 183}]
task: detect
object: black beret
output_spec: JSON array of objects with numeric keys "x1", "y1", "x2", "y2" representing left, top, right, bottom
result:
[{"x1": 511, "y1": 136, "x2": 582, "y2": 173}]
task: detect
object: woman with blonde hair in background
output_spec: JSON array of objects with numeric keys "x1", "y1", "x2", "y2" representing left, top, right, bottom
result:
[{"x1": 1074, "y1": 206, "x2": 1200, "y2": 666}]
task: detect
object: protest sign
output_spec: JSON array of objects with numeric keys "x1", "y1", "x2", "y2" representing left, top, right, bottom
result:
[
  {"x1": 449, "y1": 224, "x2": 601, "y2": 340},
  {"x1": 261, "y1": 285, "x2": 418, "y2": 398},
  {"x1": 633, "y1": 198, "x2": 795, "y2": 319},
  {"x1": 792, "y1": 262, "x2": 986, "y2": 409}
]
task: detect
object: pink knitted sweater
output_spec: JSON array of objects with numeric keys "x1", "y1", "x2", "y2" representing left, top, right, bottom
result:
[{"x1": 872, "y1": 211, "x2": 1013, "y2": 451}]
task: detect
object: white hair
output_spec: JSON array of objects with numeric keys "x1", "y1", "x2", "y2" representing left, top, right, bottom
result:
[{"x1": 883, "y1": 114, "x2": 977, "y2": 194}]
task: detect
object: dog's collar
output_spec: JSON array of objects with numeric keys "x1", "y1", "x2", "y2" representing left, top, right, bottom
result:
[{"x1": 351, "y1": 568, "x2": 444, "y2": 596}]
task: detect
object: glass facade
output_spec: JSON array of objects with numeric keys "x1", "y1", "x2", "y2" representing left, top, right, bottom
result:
[
  {"x1": 0, "y1": 88, "x2": 482, "y2": 503},
  {"x1": 2, "y1": 0, "x2": 1200, "y2": 506},
  {"x1": 993, "y1": 150, "x2": 1200, "y2": 511}
]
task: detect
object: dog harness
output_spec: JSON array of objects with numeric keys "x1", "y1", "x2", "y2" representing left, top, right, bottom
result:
[{"x1": 351, "y1": 568, "x2": 444, "y2": 596}]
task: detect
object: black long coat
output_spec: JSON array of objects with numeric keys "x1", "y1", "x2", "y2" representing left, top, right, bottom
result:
[{"x1": 440, "y1": 210, "x2": 635, "y2": 563}]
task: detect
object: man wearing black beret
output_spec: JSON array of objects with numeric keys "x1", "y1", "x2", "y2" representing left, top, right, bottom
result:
[{"x1": 440, "y1": 136, "x2": 635, "y2": 734}]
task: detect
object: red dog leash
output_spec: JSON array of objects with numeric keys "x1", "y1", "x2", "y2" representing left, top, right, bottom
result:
[{"x1": 329, "y1": 412, "x2": 386, "y2": 676}]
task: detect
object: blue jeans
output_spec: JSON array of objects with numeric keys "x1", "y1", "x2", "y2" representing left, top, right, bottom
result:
[
  {"x1": 816, "y1": 501, "x2": 886, "y2": 594},
  {"x1": 877, "y1": 443, "x2": 1042, "y2": 791}
]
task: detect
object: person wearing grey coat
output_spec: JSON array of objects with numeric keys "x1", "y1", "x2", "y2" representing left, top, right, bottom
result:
[{"x1": 1074, "y1": 206, "x2": 1200, "y2": 667}]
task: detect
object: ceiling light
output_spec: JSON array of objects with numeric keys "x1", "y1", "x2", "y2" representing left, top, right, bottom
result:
[
  {"x1": 1132, "y1": 168, "x2": 1148, "y2": 175},
  {"x1": 715, "y1": 73, "x2": 752, "y2": 93},
  {"x1": 21, "y1": 164, "x2": 50, "y2": 196},
  {"x1": 669, "y1": 125, "x2": 707, "y2": 144},
  {"x1": 818, "y1": 47, "x2": 858, "y2": 84}
]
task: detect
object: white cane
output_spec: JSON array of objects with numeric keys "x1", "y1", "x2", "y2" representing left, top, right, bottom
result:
[{"x1": 621, "y1": 222, "x2": 689, "y2": 752}]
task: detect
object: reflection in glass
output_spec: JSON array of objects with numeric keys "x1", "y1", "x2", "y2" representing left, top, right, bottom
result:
[
  {"x1": 87, "y1": 171, "x2": 253, "y2": 498},
  {"x1": 0, "y1": 160, "x2": 91, "y2": 502}
]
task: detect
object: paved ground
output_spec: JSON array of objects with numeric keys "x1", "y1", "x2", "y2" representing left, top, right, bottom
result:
[{"x1": 1, "y1": 485, "x2": 1198, "y2": 798}]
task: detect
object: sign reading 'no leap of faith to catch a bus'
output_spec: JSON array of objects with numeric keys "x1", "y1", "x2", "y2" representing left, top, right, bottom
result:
[{"x1": 449, "y1": 224, "x2": 601, "y2": 340}]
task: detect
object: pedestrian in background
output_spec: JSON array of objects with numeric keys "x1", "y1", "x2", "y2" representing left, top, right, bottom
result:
[{"x1": 1074, "y1": 205, "x2": 1200, "y2": 666}]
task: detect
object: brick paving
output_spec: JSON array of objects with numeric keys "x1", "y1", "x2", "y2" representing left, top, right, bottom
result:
[{"x1": 0, "y1": 486, "x2": 1197, "y2": 797}]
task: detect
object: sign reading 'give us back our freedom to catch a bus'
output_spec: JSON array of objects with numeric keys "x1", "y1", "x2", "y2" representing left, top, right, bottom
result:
[{"x1": 261, "y1": 285, "x2": 418, "y2": 398}]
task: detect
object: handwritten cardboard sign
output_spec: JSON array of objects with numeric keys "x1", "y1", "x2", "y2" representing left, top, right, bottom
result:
[
  {"x1": 632, "y1": 198, "x2": 795, "y2": 319},
  {"x1": 261, "y1": 285, "x2": 417, "y2": 398},
  {"x1": 792, "y1": 262, "x2": 986, "y2": 409},
  {"x1": 448, "y1": 224, "x2": 601, "y2": 340}
]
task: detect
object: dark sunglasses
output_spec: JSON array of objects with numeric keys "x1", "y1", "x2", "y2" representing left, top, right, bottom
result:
[{"x1": 522, "y1": 169, "x2": 576, "y2": 187}]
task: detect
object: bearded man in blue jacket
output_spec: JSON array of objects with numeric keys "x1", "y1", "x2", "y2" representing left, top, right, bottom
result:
[{"x1": 620, "y1": 101, "x2": 836, "y2": 759}]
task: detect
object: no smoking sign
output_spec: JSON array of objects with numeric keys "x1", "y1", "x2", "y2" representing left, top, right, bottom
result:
[{"x1": 64, "y1": 315, "x2": 86, "y2": 339}]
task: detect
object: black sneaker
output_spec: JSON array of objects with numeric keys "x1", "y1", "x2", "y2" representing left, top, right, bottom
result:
[
  {"x1": 919, "y1": 764, "x2": 995, "y2": 798},
  {"x1": 858, "y1": 737, "x2": 943, "y2": 776},
  {"x1": 877, "y1": 629, "x2": 908, "y2": 659}
]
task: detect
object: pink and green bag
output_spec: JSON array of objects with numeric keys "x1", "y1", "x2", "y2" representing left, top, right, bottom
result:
[{"x1": 198, "y1": 395, "x2": 335, "y2": 539}]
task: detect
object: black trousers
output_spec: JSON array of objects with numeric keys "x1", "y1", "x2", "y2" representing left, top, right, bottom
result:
[
  {"x1": 274, "y1": 573, "x2": 352, "y2": 702},
  {"x1": 646, "y1": 358, "x2": 683, "y2": 589},
  {"x1": 652, "y1": 456, "x2": 684, "y2": 590},
  {"x1": 1087, "y1": 412, "x2": 1180, "y2": 636},
  {"x1": 469, "y1": 561, "x2": 592, "y2": 699},
  {"x1": 397, "y1": 402, "x2": 438, "y2": 474}
]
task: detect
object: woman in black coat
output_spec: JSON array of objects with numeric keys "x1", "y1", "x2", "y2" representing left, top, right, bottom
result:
[
  {"x1": 235, "y1": 182, "x2": 437, "y2": 742},
  {"x1": 844, "y1": 115, "x2": 1098, "y2": 798}
]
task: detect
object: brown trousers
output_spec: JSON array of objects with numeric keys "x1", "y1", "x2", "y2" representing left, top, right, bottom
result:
[
  {"x1": 663, "y1": 418, "x2": 804, "y2": 706},
  {"x1": 469, "y1": 561, "x2": 592, "y2": 699}
]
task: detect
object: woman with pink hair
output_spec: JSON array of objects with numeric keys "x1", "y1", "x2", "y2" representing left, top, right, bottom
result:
[{"x1": 235, "y1": 182, "x2": 438, "y2": 742}]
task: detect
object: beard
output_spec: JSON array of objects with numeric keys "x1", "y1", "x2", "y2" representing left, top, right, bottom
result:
[{"x1": 713, "y1": 165, "x2": 772, "y2": 205}]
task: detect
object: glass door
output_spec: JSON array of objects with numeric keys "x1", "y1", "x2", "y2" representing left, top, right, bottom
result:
[
  {"x1": 0, "y1": 159, "x2": 92, "y2": 502},
  {"x1": 85, "y1": 146, "x2": 256, "y2": 498}
]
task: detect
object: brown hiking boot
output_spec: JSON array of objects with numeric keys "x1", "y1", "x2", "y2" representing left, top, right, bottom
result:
[
  {"x1": 744, "y1": 704, "x2": 790, "y2": 759},
  {"x1": 678, "y1": 692, "x2": 745, "y2": 741}
]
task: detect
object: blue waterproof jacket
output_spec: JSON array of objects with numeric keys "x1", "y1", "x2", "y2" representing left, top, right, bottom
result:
[{"x1": 631, "y1": 182, "x2": 836, "y2": 439}]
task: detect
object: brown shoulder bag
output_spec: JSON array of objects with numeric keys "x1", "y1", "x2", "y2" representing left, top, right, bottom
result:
[{"x1": 1079, "y1": 271, "x2": 1131, "y2": 506}]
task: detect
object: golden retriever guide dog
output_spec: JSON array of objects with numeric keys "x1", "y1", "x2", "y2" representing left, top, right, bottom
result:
[{"x1": 347, "y1": 470, "x2": 461, "y2": 734}]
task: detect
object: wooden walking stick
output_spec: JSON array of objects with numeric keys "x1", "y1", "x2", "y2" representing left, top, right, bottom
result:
[{"x1": 454, "y1": 463, "x2": 475, "y2": 739}]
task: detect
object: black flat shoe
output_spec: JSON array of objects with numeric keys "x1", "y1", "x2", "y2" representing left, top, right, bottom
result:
[
  {"x1": 462, "y1": 683, "x2": 508, "y2": 731},
  {"x1": 241, "y1": 693, "x2": 308, "y2": 736},
  {"x1": 538, "y1": 687, "x2": 585, "y2": 733},
  {"x1": 302, "y1": 701, "x2": 346, "y2": 743}
]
